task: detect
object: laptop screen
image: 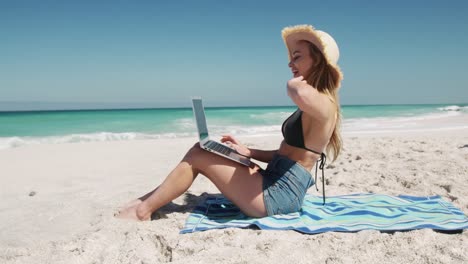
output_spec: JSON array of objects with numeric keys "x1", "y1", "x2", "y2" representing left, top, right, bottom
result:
[{"x1": 192, "y1": 98, "x2": 209, "y2": 141}]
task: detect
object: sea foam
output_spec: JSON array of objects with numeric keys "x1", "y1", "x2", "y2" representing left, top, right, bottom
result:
[{"x1": 0, "y1": 132, "x2": 194, "y2": 150}]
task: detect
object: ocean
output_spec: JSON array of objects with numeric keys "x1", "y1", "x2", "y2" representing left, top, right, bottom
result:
[{"x1": 0, "y1": 104, "x2": 467, "y2": 149}]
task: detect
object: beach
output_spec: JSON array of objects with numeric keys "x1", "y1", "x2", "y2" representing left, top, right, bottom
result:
[
  {"x1": 0, "y1": 112, "x2": 467, "y2": 264},
  {"x1": 3, "y1": 0, "x2": 468, "y2": 262}
]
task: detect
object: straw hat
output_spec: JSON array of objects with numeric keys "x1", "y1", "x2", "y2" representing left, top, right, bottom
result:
[{"x1": 282, "y1": 24, "x2": 342, "y2": 78}]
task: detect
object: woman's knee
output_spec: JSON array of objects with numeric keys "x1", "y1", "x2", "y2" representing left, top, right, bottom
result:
[{"x1": 183, "y1": 143, "x2": 205, "y2": 163}]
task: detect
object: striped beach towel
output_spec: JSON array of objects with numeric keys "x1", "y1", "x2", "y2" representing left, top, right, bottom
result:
[{"x1": 180, "y1": 193, "x2": 468, "y2": 234}]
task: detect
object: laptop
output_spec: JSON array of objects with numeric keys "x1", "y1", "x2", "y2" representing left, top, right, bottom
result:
[{"x1": 191, "y1": 97, "x2": 251, "y2": 166}]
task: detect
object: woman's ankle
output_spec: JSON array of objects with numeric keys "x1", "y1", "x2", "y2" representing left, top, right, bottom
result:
[{"x1": 136, "y1": 203, "x2": 152, "y2": 221}]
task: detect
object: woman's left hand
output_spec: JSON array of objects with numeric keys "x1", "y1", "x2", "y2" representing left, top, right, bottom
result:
[
  {"x1": 220, "y1": 134, "x2": 251, "y2": 157},
  {"x1": 287, "y1": 76, "x2": 310, "y2": 97}
]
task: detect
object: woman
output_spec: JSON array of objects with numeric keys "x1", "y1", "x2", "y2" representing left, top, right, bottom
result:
[{"x1": 117, "y1": 24, "x2": 343, "y2": 220}]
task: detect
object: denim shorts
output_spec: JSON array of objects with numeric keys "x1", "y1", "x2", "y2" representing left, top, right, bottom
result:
[{"x1": 260, "y1": 154, "x2": 315, "y2": 216}]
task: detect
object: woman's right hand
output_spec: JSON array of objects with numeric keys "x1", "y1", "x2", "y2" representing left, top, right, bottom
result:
[{"x1": 220, "y1": 134, "x2": 251, "y2": 158}]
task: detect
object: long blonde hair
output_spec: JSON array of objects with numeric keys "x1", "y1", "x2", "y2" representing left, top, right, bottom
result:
[{"x1": 304, "y1": 41, "x2": 343, "y2": 161}]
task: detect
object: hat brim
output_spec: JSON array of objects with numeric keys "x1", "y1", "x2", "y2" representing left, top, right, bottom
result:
[{"x1": 282, "y1": 25, "x2": 325, "y2": 61}]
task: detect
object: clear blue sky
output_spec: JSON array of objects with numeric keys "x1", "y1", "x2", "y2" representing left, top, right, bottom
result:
[{"x1": 1, "y1": 0, "x2": 467, "y2": 110}]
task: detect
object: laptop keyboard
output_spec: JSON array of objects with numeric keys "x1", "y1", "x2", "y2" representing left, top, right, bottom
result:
[{"x1": 204, "y1": 141, "x2": 234, "y2": 155}]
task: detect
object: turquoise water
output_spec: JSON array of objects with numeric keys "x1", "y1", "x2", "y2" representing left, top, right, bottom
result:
[{"x1": 0, "y1": 104, "x2": 467, "y2": 148}]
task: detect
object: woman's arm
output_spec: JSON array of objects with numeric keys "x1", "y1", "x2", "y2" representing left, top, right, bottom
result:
[
  {"x1": 248, "y1": 148, "x2": 277, "y2": 163},
  {"x1": 221, "y1": 135, "x2": 277, "y2": 163},
  {"x1": 287, "y1": 76, "x2": 333, "y2": 121}
]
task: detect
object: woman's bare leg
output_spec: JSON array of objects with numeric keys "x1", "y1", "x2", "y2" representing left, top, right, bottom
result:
[
  {"x1": 118, "y1": 187, "x2": 158, "y2": 211},
  {"x1": 117, "y1": 144, "x2": 267, "y2": 220}
]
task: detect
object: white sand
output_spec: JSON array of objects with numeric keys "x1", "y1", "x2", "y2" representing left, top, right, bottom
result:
[{"x1": 0, "y1": 126, "x2": 467, "y2": 263}]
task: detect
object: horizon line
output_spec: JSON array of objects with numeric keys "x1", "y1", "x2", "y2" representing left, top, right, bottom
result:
[{"x1": 1, "y1": 101, "x2": 467, "y2": 113}]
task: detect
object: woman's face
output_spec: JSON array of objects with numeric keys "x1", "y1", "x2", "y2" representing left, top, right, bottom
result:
[{"x1": 288, "y1": 41, "x2": 314, "y2": 78}]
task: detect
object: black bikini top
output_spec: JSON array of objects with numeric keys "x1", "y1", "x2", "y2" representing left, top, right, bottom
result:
[{"x1": 281, "y1": 109, "x2": 327, "y2": 205}]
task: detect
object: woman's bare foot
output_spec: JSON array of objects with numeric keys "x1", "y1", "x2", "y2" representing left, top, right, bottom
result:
[
  {"x1": 120, "y1": 199, "x2": 143, "y2": 211},
  {"x1": 115, "y1": 204, "x2": 151, "y2": 221}
]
